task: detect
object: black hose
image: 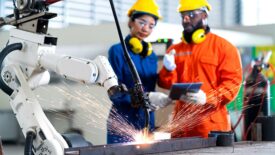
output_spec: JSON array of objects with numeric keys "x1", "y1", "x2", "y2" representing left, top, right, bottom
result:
[
  {"x1": 108, "y1": 0, "x2": 141, "y2": 85},
  {"x1": 25, "y1": 131, "x2": 36, "y2": 155},
  {"x1": 0, "y1": 43, "x2": 23, "y2": 96},
  {"x1": 109, "y1": 0, "x2": 150, "y2": 130}
]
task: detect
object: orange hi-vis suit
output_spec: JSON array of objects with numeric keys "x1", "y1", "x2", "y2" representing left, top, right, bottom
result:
[{"x1": 158, "y1": 32, "x2": 243, "y2": 138}]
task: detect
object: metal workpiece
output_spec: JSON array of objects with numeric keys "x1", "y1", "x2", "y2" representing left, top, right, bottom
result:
[{"x1": 64, "y1": 137, "x2": 216, "y2": 155}]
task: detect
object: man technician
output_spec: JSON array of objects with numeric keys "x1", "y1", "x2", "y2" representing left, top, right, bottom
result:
[{"x1": 157, "y1": 0, "x2": 243, "y2": 138}]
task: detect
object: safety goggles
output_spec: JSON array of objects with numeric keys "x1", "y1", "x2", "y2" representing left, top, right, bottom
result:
[
  {"x1": 135, "y1": 18, "x2": 156, "y2": 30},
  {"x1": 180, "y1": 10, "x2": 203, "y2": 19}
]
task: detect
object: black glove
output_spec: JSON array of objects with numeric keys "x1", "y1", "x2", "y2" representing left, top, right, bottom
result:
[{"x1": 130, "y1": 89, "x2": 148, "y2": 108}]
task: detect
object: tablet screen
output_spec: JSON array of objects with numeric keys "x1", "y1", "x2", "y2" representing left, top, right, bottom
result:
[{"x1": 169, "y1": 82, "x2": 202, "y2": 100}]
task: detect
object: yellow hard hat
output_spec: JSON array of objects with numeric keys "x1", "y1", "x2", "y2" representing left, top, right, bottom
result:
[
  {"x1": 177, "y1": 0, "x2": 212, "y2": 12},
  {"x1": 127, "y1": 0, "x2": 162, "y2": 19}
]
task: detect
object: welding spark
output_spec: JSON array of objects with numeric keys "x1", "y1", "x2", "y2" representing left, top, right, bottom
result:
[
  {"x1": 36, "y1": 83, "x2": 173, "y2": 144},
  {"x1": 35, "y1": 83, "x2": 142, "y2": 143},
  {"x1": 133, "y1": 131, "x2": 154, "y2": 144},
  {"x1": 34, "y1": 69, "x2": 270, "y2": 144},
  {"x1": 155, "y1": 80, "x2": 248, "y2": 137}
]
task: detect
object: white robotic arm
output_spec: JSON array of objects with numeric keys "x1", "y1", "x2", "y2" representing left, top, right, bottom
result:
[
  {"x1": 0, "y1": 0, "x2": 123, "y2": 154},
  {"x1": 39, "y1": 52, "x2": 117, "y2": 90},
  {"x1": 0, "y1": 30, "x2": 120, "y2": 155},
  {"x1": 5, "y1": 28, "x2": 118, "y2": 90},
  {"x1": 1, "y1": 26, "x2": 121, "y2": 155},
  {"x1": 1, "y1": 27, "x2": 120, "y2": 155}
]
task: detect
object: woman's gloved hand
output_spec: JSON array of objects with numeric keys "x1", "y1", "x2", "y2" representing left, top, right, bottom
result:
[
  {"x1": 163, "y1": 50, "x2": 176, "y2": 71},
  {"x1": 179, "y1": 89, "x2": 206, "y2": 105},
  {"x1": 148, "y1": 92, "x2": 173, "y2": 110}
]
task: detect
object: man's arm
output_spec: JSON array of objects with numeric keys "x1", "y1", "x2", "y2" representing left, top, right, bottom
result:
[
  {"x1": 207, "y1": 43, "x2": 243, "y2": 107},
  {"x1": 158, "y1": 67, "x2": 178, "y2": 89},
  {"x1": 158, "y1": 47, "x2": 178, "y2": 89}
]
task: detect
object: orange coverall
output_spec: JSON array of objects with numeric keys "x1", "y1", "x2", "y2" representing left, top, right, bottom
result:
[{"x1": 158, "y1": 32, "x2": 243, "y2": 138}]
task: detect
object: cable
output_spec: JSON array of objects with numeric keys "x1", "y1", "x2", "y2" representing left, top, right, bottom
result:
[
  {"x1": 0, "y1": 43, "x2": 23, "y2": 96},
  {"x1": 108, "y1": 0, "x2": 150, "y2": 130},
  {"x1": 12, "y1": 0, "x2": 17, "y2": 8},
  {"x1": 25, "y1": 131, "x2": 36, "y2": 155}
]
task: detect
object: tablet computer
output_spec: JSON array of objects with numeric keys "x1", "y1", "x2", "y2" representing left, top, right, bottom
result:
[{"x1": 169, "y1": 82, "x2": 203, "y2": 100}]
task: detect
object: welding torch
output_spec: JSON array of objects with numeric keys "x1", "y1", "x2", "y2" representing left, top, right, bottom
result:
[{"x1": 109, "y1": 0, "x2": 153, "y2": 135}]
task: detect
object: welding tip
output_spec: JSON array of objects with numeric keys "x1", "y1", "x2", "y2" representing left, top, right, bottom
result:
[{"x1": 143, "y1": 127, "x2": 149, "y2": 138}]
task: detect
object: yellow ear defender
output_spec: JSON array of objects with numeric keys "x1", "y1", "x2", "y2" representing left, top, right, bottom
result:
[
  {"x1": 129, "y1": 37, "x2": 143, "y2": 53},
  {"x1": 192, "y1": 29, "x2": 206, "y2": 44},
  {"x1": 182, "y1": 28, "x2": 206, "y2": 44},
  {"x1": 128, "y1": 37, "x2": 153, "y2": 57}
]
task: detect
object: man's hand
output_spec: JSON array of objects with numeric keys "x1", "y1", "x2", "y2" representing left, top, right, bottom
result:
[
  {"x1": 163, "y1": 50, "x2": 176, "y2": 71},
  {"x1": 148, "y1": 92, "x2": 173, "y2": 110},
  {"x1": 179, "y1": 89, "x2": 206, "y2": 105}
]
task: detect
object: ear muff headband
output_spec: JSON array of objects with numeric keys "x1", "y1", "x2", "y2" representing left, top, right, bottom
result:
[
  {"x1": 141, "y1": 41, "x2": 153, "y2": 57},
  {"x1": 182, "y1": 28, "x2": 206, "y2": 44}
]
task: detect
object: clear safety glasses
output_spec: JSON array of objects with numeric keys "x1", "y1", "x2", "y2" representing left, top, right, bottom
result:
[
  {"x1": 180, "y1": 10, "x2": 203, "y2": 19},
  {"x1": 135, "y1": 18, "x2": 156, "y2": 30}
]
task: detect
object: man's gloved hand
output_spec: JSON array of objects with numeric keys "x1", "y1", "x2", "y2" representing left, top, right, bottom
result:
[
  {"x1": 179, "y1": 89, "x2": 206, "y2": 105},
  {"x1": 163, "y1": 50, "x2": 176, "y2": 71},
  {"x1": 148, "y1": 92, "x2": 173, "y2": 110}
]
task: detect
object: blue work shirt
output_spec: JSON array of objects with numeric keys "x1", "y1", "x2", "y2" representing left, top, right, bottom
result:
[{"x1": 107, "y1": 35, "x2": 158, "y2": 144}]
